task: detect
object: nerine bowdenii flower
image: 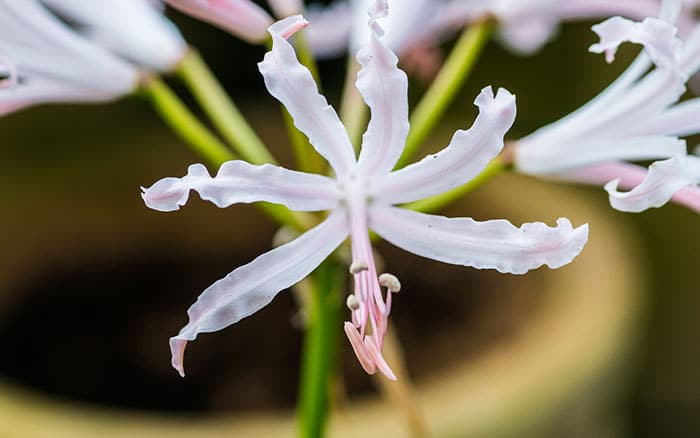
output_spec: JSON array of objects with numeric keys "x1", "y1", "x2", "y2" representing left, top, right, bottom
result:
[
  {"x1": 0, "y1": 0, "x2": 139, "y2": 115},
  {"x1": 514, "y1": 0, "x2": 700, "y2": 213},
  {"x1": 305, "y1": 0, "x2": 699, "y2": 59},
  {"x1": 41, "y1": 0, "x2": 187, "y2": 71},
  {"x1": 142, "y1": 4, "x2": 588, "y2": 379},
  {"x1": 164, "y1": 0, "x2": 304, "y2": 43}
]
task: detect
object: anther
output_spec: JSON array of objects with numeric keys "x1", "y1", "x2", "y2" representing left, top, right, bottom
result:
[
  {"x1": 346, "y1": 294, "x2": 360, "y2": 311},
  {"x1": 379, "y1": 273, "x2": 401, "y2": 293},
  {"x1": 349, "y1": 261, "x2": 369, "y2": 274}
]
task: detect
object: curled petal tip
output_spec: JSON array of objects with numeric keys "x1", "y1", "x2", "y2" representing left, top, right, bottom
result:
[
  {"x1": 170, "y1": 337, "x2": 188, "y2": 378},
  {"x1": 268, "y1": 15, "x2": 309, "y2": 40},
  {"x1": 141, "y1": 178, "x2": 188, "y2": 212}
]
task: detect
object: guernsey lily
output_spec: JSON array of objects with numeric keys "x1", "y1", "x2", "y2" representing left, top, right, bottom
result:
[
  {"x1": 514, "y1": 0, "x2": 700, "y2": 213},
  {"x1": 305, "y1": 0, "x2": 699, "y2": 60},
  {"x1": 142, "y1": 4, "x2": 589, "y2": 379},
  {"x1": 0, "y1": 0, "x2": 139, "y2": 116},
  {"x1": 41, "y1": 0, "x2": 188, "y2": 72}
]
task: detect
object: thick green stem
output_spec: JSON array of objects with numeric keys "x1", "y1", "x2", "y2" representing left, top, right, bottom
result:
[
  {"x1": 176, "y1": 49, "x2": 276, "y2": 165},
  {"x1": 397, "y1": 21, "x2": 494, "y2": 168},
  {"x1": 298, "y1": 260, "x2": 343, "y2": 438},
  {"x1": 405, "y1": 156, "x2": 507, "y2": 213},
  {"x1": 142, "y1": 76, "x2": 311, "y2": 230},
  {"x1": 142, "y1": 76, "x2": 235, "y2": 166}
]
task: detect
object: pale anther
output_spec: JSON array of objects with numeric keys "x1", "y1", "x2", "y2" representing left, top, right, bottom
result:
[
  {"x1": 349, "y1": 261, "x2": 369, "y2": 274},
  {"x1": 378, "y1": 273, "x2": 401, "y2": 293},
  {"x1": 346, "y1": 294, "x2": 360, "y2": 310}
]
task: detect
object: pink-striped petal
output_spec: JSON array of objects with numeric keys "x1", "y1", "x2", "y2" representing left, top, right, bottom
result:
[
  {"x1": 605, "y1": 154, "x2": 700, "y2": 212},
  {"x1": 589, "y1": 16, "x2": 682, "y2": 72},
  {"x1": 170, "y1": 210, "x2": 349, "y2": 376},
  {"x1": 355, "y1": 0, "x2": 410, "y2": 177},
  {"x1": 164, "y1": 0, "x2": 273, "y2": 43},
  {"x1": 259, "y1": 15, "x2": 356, "y2": 178},
  {"x1": 552, "y1": 161, "x2": 700, "y2": 214},
  {"x1": 141, "y1": 161, "x2": 339, "y2": 212},
  {"x1": 516, "y1": 135, "x2": 687, "y2": 174},
  {"x1": 370, "y1": 205, "x2": 588, "y2": 275},
  {"x1": 372, "y1": 87, "x2": 515, "y2": 204}
]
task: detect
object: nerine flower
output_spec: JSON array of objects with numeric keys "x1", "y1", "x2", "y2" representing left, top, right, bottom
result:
[
  {"x1": 305, "y1": 0, "x2": 698, "y2": 59},
  {"x1": 514, "y1": 0, "x2": 700, "y2": 213},
  {"x1": 0, "y1": 0, "x2": 139, "y2": 115},
  {"x1": 142, "y1": 4, "x2": 588, "y2": 379},
  {"x1": 41, "y1": 0, "x2": 187, "y2": 71},
  {"x1": 164, "y1": 0, "x2": 304, "y2": 43}
]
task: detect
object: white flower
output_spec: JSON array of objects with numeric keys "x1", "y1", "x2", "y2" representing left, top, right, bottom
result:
[
  {"x1": 0, "y1": 0, "x2": 139, "y2": 116},
  {"x1": 164, "y1": 0, "x2": 274, "y2": 43},
  {"x1": 514, "y1": 0, "x2": 700, "y2": 213},
  {"x1": 305, "y1": 0, "x2": 698, "y2": 59},
  {"x1": 142, "y1": 4, "x2": 588, "y2": 379},
  {"x1": 41, "y1": 0, "x2": 187, "y2": 71}
]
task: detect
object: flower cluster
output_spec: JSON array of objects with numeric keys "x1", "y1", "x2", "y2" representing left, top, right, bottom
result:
[
  {"x1": 514, "y1": 0, "x2": 700, "y2": 213},
  {"x1": 142, "y1": 2, "x2": 588, "y2": 378}
]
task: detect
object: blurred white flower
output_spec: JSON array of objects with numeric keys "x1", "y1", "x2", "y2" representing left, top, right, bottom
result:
[
  {"x1": 164, "y1": 0, "x2": 274, "y2": 43},
  {"x1": 41, "y1": 0, "x2": 187, "y2": 71},
  {"x1": 268, "y1": 0, "x2": 304, "y2": 18},
  {"x1": 0, "y1": 0, "x2": 139, "y2": 115},
  {"x1": 142, "y1": 5, "x2": 588, "y2": 379},
  {"x1": 514, "y1": 0, "x2": 700, "y2": 213},
  {"x1": 305, "y1": 0, "x2": 699, "y2": 59}
]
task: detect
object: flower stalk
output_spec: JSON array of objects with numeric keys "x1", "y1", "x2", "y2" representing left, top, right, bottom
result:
[
  {"x1": 142, "y1": 75, "x2": 235, "y2": 166},
  {"x1": 398, "y1": 19, "x2": 494, "y2": 168},
  {"x1": 142, "y1": 75, "x2": 310, "y2": 230},
  {"x1": 176, "y1": 49, "x2": 276, "y2": 165},
  {"x1": 298, "y1": 259, "x2": 344, "y2": 438}
]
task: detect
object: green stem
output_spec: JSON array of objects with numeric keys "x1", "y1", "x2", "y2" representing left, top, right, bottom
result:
[
  {"x1": 298, "y1": 259, "x2": 343, "y2": 438},
  {"x1": 142, "y1": 76, "x2": 235, "y2": 166},
  {"x1": 397, "y1": 20, "x2": 494, "y2": 168},
  {"x1": 142, "y1": 76, "x2": 311, "y2": 230},
  {"x1": 176, "y1": 49, "x2": 276, "y2": 165},
  {"x1": 339, "y1": 56, "x2": 367, "y2": 152},
  {"x1": 404, "y1": 156, "x2": 507, "y2": 213}
]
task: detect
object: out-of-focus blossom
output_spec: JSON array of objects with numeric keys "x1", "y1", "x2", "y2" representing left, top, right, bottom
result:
[
  {"x1": 142, "y1": 5, "x2": 588, "y2": 379},
  {"x1": 515, "y1": 1, "x2": 700, "y2": 213},
  {"x1": 164, "y1": 0, "x2": 274, "y2": 43},
  {"x1": 268, "y1": 0, "x2": 304, "y2": 18},
  {"x1": 0, "y1": 0, "x2": 139, "y2": 116},
  {"x1": 41, "y1": 0, "x2": 187, "y2": 71},
  {"x1": 305, "y1": 0, "x2": 699, "y2": 59}
]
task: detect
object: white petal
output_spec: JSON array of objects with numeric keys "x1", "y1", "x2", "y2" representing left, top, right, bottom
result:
[
  {"x1": 42, "y1": 0, "x2": 187, "y2": 71},
  {"x1": 589, "y1": 16, "x2": 682, "y2": 72},
  {"x1": 373, "y1": 87, "x2": 515, "y2": 204},
  {"x1": 349, "y1": 0, "x2": 441, "y2": 55},
  {"x1": 259, "y1": 15, "x2": 357, "y2": 179},
  {"x1": 0, "y1": 0, "x2": 138, "y2": 102},
  {"x1": 141, "y1": 161, "x2": 339, "y2": 212},
  {"x1": 605, "y1": 154, "x2": 700, "y2": 212},
  {"x1": 639, "y1": 97, "x2": 700, "y2": 136},
  {"x1": 164, "y1": 0, "x2": 273, "y2": 43},
  {"x1": 304, "y1": 1, "x2": 353, "y2": 58},
  {"x1": 516, "y1": 135, "x2": 687, "y2": 174},
  {"x1": 549, "y1": 161, "x2": 700, "y2": 214},
  {"x1": 170, "y1": 210, "x2": 349, "y2": 376},
  {"x1": 369, "y1": 205, "x2": 589, "y2": 275},
  {"x1": 355, "y1": 0, "x2": 409, "y2": 177}
]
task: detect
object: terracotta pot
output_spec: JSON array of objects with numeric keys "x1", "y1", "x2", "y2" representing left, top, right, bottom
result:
[{"x1": 0, "y1": 154, "x2": 644, "y2": 438}]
